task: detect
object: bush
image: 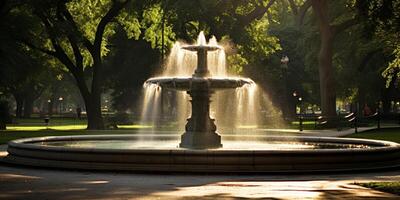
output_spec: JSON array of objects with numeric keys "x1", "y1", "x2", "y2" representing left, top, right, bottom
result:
[{"x1": 0, "y1": 100, "x2": 11, "y2": 130}]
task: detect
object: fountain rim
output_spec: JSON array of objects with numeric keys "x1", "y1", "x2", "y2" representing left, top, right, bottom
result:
[
  {"x1": 181, "y1": 44, "x2": 221, "y2": 52},
  {"x1": 144, "y1": 76, "x2": 255, "y2": 91},
  {"x1": 145, "y1": 77, "x2": 255, "y2": 84},
  {"x1": 7, "y1": 134, "x2": 400, "y2": 154},
  {"x1": 5, "y1": 134, "x2": 400, "y2": 173},
  {"x1": 146, "y1": 76, "x2": 255, "y2": 81}
]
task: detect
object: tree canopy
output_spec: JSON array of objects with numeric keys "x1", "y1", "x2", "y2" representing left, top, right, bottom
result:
[{"x1": 1, "y1": 0, "x2": 399, "y2": 128}]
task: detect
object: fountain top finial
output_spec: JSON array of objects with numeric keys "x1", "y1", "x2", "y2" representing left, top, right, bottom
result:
[
  {"x1": 181, "y1": 31, "x2": 221, "y2": 52},
  {"x1": 197, "y1": 31, "x2": 207, "y2": 46}
]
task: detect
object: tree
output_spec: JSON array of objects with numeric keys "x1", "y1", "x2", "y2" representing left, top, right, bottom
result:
[
  {"x1": 19, "y1": 0, "x2": 136, "y2": 129},
  {"x1": 276, "y1": 0, "x2": 360, "y2": 118},
  {"x1": 0, "y1": 3, "x2": 50, "y2": 118},
  {"x1": 104, "y1": 28, "x2": 160, "y2": 112},
  {"x1": 355, "y1": 0, "x2": 400, "y2": 88},
  {"x1": 309, "y1": 0, "x2": 358, "y2": 118},
  {"x1": 0, "y1": 100, "x2": 11, "y2": 130}
]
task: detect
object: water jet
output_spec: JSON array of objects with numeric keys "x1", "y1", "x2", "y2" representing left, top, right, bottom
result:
[{"x1": 146, "y1": 37, "x2": 253, "y2": 149}]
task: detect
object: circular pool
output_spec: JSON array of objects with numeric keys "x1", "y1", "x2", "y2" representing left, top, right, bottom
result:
[{"x1": 4, "y1": 134, "x2": 400, "y2": 173}]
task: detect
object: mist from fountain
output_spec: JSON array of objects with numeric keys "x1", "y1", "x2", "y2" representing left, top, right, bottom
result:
[{"x1": 140, "y1": 32, "x2": 283, "y2": 131}]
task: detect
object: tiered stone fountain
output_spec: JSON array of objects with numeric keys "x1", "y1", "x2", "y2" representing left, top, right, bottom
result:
[{"x1": 146, "y1": 44, "x2": 251, "y2": 148}]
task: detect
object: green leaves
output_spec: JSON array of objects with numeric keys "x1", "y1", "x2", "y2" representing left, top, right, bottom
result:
[
  {"x1": 67, "y1": 0, "x2": 113, "y2": 43},
  {"x1": 245, "y1": 18, "x2": 282, "y2": 57},
  {"x1": 117, "y1": 11, "x2": 141, "y2": 40},
  {"x1": 382, "y1": 47, "x2": 400, "y2": 87},
  {"x1": 355, "y1": 0, "x2": 400, "y2": 87},
  {"x1": 227, "y1": 53, "x2": 248, "y2": 74},
  {"x1": 141, "y1": 3, "x2": 175, "y2": 50}
]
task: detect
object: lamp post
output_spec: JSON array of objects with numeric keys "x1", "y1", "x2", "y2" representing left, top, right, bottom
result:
[
  {"x1": 298, "y1": 96, "x2": 303, "y2": 131},
  {"x1": 376, "y1": 101, "x2": 382, "y2": 129},
  {"x1": 47, "y1": 99, "x2": 51, "y2": 115},
  {"x1": 280, "y1": 55, "x2": 289, "y2": 119},
  {"x1": 104, "y1": 99, "x2": 109, "y2": 113},
  {"x1": 293, "y1": 91, "x2": 298, "y2": 115},
  {"x1": 397, "y1": 102, "x2": 400, "y2": 125},
  {"x1": 58, "y1": 97, "x2": 63, "y2": 116},
  {"x1": 293, "y1": 92, "x2": 303, "y2": 131}
]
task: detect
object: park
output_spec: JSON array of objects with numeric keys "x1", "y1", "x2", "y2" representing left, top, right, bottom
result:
[{"x1": 1, "y1": 0, "x2": 400, "y2": 199}]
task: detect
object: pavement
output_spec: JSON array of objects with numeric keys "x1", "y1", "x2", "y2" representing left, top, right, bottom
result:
[
  {"x1": 0, "y1": 126, "x2": 399, "y2": 199},
  {"x1": 0, "y1": 164, "x2": 399, "y2": 199}
]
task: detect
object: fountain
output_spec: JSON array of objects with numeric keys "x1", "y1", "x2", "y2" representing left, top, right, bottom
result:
[
  {"x1": 145, "y1": 36, "x2": 253, "y2": 149},
  {"x1": 3, "y1": 32, "x2": 400, "y2": 172}
]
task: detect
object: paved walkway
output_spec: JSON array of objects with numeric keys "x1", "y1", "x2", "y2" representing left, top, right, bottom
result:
[{"x1": 0, "y1": 164, "x2": 399, "y2": 199}]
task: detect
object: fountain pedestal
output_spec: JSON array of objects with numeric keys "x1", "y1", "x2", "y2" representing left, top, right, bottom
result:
[
  {"x1": 179, "y1": 89, "x2": 222, "y2": 149},
  {"x1": 146, "y1": 42, "x2": 242, "y2": 149}
]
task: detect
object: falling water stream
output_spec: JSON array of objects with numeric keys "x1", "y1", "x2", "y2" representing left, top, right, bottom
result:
[{"x1": 140, "y1": 32, "x2": 283, "y2": 132}]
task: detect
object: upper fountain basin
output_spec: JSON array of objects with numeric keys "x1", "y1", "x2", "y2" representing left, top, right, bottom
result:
[
  {"x1": 145, "y1": 77, "x2": 254, "y2": 91},
  {"x1": 181, "y1": 45, "x2": 221, "y2": 52}
]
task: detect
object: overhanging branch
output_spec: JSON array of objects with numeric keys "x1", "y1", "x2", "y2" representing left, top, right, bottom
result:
[
  {"x1": 55, "y1": 3, "x2": 85, "y2": 71},
  {"x1": 93, "y1": 0, "x2": 130, "y2": 60},
  {"x1": 236, "y1": 0, "x2": 277, "y2": 25},
  {"x1": 91, "y1": 0, "x2": 130, "y2": 94},
  {"x1": 20, "y1": 40, "x2": 57, "y2": 57},
  {"x1": 66, "y1": 36, "x2": 84, "y2": 70},
  {"x1": 58, "y1": 3, "x2": 94, "y2": 54},
  {"x1": 297, "y1": 0, "x2": 312, "y2": 26}
]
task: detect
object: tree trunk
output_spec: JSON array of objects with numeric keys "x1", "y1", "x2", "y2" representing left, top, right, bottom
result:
[
  {"x1": 13, "y1": 94, "x2": 24, "y2": 118},
  {"x1": 84, "y1": 93, "x2": 104, "y2": 130},
  {"x1": 23, "y1": 93, "x2": 35, "y2": 118},
  {"x1": 318, "y1": 28, "x2": 336, "y2": 117},
  {"x1": 60, "y1": 63, "x2": 105, "y2": 130},
  {"x1": 23, "y1": 99, "x2": 33, "y2": 118},
  {"x1": 312, "y1": 0, "x2": 337, "y2": 118},
  {"x1": 74, "y1": 72, "x2": 104, "y2": 129},
  {"x1": 381, "y1": 88, "x2": 392, "y2": 114}
]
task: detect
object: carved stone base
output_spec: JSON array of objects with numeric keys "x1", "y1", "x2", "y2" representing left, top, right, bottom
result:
[
  {"x1": 178, "y1": 89, "x2": 223, "y2": 149},
  {"x1": 179, "y1": 131, "x2": 222, "y2": 149}
]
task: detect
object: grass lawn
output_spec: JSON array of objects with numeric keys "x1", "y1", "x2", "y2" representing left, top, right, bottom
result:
[
  {"x1": 346, "y1": 127, "x2": 400, "y2": 143},
  {"x1": 356, "y1": 182, "x2": 400, "y2": 195},
  {"x1": 0, "y1": 129, "x2": 148, "y2": 144},
  {"x1": 6, "y1": 124, "x2": 152, "y2": 131},
  {"x1": 12, "y1": 118, "x2": 87, "y2": 125},
  {"x1": 1, "y1": 117, "x2": 157, "y2": 144},
  {"x1": 349, "y1": 128, "x2": 400, "y2": 196},
  {"x1": 3, "y1": 118, "x2": 400, "y2": 144}
]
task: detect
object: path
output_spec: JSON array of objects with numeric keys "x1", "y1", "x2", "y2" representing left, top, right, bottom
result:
[{"x1": 0, "y1": 164, "x2": 399, "y2": 199}]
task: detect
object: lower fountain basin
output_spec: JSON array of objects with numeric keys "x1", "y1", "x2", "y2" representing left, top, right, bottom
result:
[
  {"x1": 145, "y1": 77, "x2": 253, "y2": 91},
  {"x1": 5, "y1": 134, "x2": 400, "y2": 173}
]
